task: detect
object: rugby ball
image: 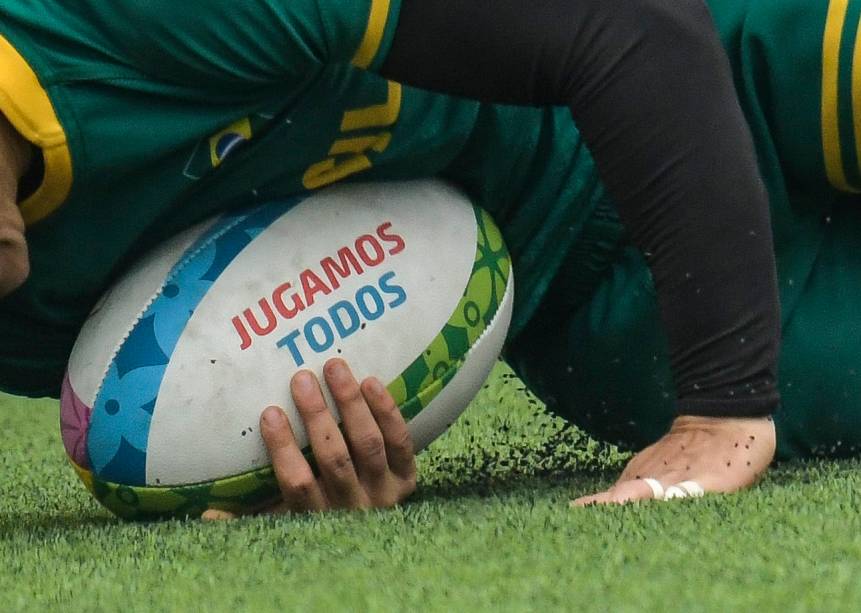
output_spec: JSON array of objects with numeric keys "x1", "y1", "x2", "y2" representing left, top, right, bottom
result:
[{"x1": 60, "y1": 180, "x2": 513, "y2": 519}]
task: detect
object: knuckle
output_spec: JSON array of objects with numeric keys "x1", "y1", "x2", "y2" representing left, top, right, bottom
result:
[
  {"x1": 378, "y1": 400, "x2": 401, "y2": 420},
  {"x1": 321, "y1": 451, "x2": 355, "y2": 479},
  {"x1": 280, "y1": 468, "x2": 316, "y2": 497},
  {"x1": 352, "y1": 432, "x2": 386, "y2": 460},
  {"x1": 390, "y1": 429, "x2": 415, "y2": 454},
  {"x1": 300, "y1": 399, "x2": 329, "y2": 419},
  {"x1": 333, "y1": 383, "x2": 363, "y2": 407}
]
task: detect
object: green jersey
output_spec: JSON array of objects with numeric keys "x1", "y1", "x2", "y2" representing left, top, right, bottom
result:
[
  {"x1": 0, "y1": 0, "x2": 606, "y2": 395},
  {"x1": 0, "y1": 0, "x2": 851, "y2": 398},
  {"x1": 509, "y1": 0, "x2": 861, "y2": 458}
]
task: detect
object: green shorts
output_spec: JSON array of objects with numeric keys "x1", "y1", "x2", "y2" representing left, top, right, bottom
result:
[{"x1": 507, "y1": 194, "x2": 861, "y2": 461}]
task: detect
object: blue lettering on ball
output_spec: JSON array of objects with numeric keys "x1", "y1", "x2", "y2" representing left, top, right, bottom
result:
[
  {"x1": 276, "y1": 329, "x2": 304, "y2": 366},
  {"x1": 275, "y1": 272, "x2": 409, "y2": 368},
  {"x1": 329, "y1": 300, "x2": 361, "y2": 338},
  {"x1": 378, "y1": 271, "x2": 407, "y2": 308},
  {"x1": 305, "y1": 317, "x2": 335, "y2": 352},
  {"x1": 356, "y1": 285, "x2": 385, "y2": 321}
]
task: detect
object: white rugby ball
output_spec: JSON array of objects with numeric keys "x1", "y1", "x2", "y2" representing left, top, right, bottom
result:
[{"x1": 60, "y1": 180, "x2": 513, "y2": 518}]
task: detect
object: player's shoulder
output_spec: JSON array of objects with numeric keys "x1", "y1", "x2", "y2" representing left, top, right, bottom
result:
[
  {"x1": 707, "y1": 0, "x2": 832, "y2": 36},
  {"x1": 0, "y1": 0, "x2": 148, "y2": 84}
]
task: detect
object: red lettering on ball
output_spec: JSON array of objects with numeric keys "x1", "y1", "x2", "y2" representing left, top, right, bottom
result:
[
  {"x1": 272, "y1": 282, "x2": 305, "y2": 319},
  {"x1": 320, "y1": 247, "x2": 364, "y2": 290},
  {"x1": 376, "y1": 222, "x2": 406, "y2": 255},
  {"x1": 355, "y1": 234, "x2": 385, "y2": 266},
  {"x1": 300, "y1": 269, "x2": 332, "y2": 307}
]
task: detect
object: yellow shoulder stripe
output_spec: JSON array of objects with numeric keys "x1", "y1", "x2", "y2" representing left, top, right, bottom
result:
[
  {"x1": 0, "y1": 33, "x2": 72, "y2": 224},
  {"x1": 351, "y1": 0, "x2": 392, "y2": 69},
  {"x1": 821, "y1": 0, "x2": 861, "y2": 193},
  {"x1": 852, "y1": 15, "x2": 861, "y2": 185}
]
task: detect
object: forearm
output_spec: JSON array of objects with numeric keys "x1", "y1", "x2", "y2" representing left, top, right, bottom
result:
[{"x1": 380, "y1": 0, "x2": 780, "y2": 417}]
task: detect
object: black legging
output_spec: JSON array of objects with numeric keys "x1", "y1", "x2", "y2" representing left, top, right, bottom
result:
[{"x1": 381, "y1": 0, "x2": 780, "y2": 417}]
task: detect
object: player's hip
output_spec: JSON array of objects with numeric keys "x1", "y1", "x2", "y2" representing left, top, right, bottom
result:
[{"x1": 506, "y1": 206, "x2": 861, "y2": 459}]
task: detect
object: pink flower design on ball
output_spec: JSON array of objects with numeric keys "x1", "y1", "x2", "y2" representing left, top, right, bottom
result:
[{"x1": 60, "y1": 373, "x2": 92, "y2": 469}]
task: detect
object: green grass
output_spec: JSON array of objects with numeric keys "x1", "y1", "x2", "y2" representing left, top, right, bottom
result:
[{"x1": 2, "y1": 362, "x2": 861, "y2": 612}]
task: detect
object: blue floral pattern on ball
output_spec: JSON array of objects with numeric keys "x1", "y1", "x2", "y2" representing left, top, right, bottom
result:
[{"x1": 87, "y1": 199, "x2": 301, "y2": 486}]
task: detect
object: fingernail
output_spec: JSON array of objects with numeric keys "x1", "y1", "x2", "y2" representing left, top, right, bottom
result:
[
  {"x1": 261, "y1": 405, "x2": 286, "y2": 428},
  {"x1": 366, "y1": 377, "x2": 385, "y2": 396},
  {"x1": 292, "y1": 370, "x2": 315, "y2": 394},
  {"x1": 327, "y1": 360, "x2": 350, "y2": 384}
]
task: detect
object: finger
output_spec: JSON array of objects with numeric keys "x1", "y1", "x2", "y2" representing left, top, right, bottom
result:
[
  {"x1": 323, "y1": 359, "x2": 388, "y2": 483},
  {"x1": 678, "y1": 480, "x2": 705, "y2": 496},
  {"x1": 664, "y1": 480, "x2": 705, "y2": 500},
  {"x1": 260, "y1": 405, "x2": 328, "y2": 512},
  {"x1": 571, "y1": 479, "x2": 665, "y2": 507},
  {"x1": 570, "y1": 491, "x2": 615, "y2": 507},
  {"x1": 291, "y1": 371, "x2": 364, "y2": 508},
  {"x1": 607, "y1": 481, "x2": 654, "y2": 504},
  {"x1": 615, "y1": 472, "x2": 698, "y2": 503},
  {"x1": 202, "y1": 509, "x2": 237, "y2": 521},
  {"x1": 641, "y1": 478, "x2": 665, "y2": 500},
  {"x1": 361, "y1": 376, "x2": 416, "y2": 482}
]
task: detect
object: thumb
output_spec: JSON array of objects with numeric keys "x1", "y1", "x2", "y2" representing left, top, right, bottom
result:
[{"x1": 202, "y1": 509, "x2": 238, "y2": 522}]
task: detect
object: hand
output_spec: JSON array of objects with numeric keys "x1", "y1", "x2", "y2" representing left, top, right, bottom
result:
[
  {"x1": 204, "y1": 358, "x2": 416, "y2": 519},
  {"x1": 571, "y1": 415, "x2": 776, "y2": 506}
]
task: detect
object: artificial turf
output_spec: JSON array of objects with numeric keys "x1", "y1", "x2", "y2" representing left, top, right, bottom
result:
[{"x1": 2, "y1": 362, "x2": 861, "y2": 612}]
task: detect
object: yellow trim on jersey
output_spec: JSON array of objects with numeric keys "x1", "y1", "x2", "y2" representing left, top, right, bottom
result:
[
  {"x1": 852, "y1": 16, "x2": 861, "y2": 183},
  {"x1": 329, "y1": 132, "x2": 392, "y2": 155},
  {"x1": 352, "y1": 0, "x2": 391, "y2": 69},
  {"x1": 822, "y1": 0, "x2": 861, "y2": 192},
  {"x1": 0, "y1": 34, "x2": 73, "y2": 224},
  {"x1": 340, "y1": 82, "x2": 401, "y2": 131}
]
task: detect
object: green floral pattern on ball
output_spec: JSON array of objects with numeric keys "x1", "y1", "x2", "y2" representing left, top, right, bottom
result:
[
  {"x1": 75, "y1": 460, "x2": 280, "y2": 520},
  {"x1": 388, "y1": 207, "x2": 511, "y2": 419},
  {"x1": 79, "y1": 205, "x2": 511, "y2": 520}
]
